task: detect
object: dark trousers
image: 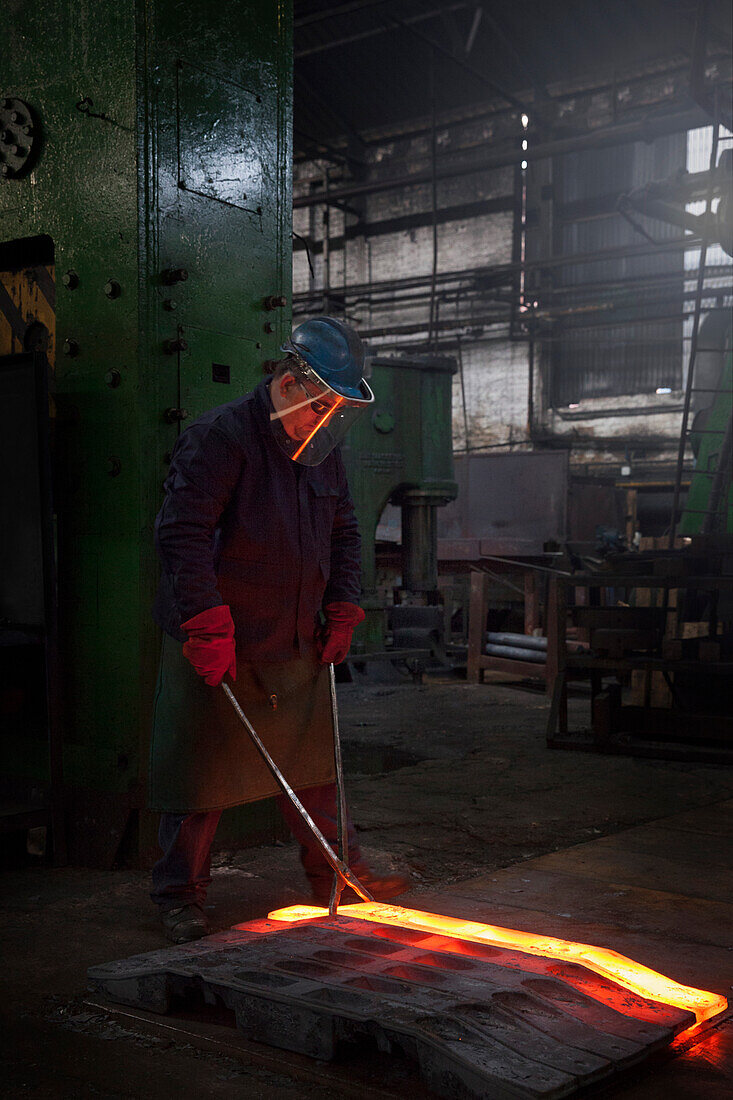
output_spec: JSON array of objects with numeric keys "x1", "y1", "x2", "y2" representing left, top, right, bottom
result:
[{"x1": 150, "y1": 782, "x2": 363, "y2": 910}]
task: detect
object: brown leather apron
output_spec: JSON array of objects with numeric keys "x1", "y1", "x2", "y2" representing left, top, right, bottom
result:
[{"x1": 148, "y1": 633, "x2": 335, "y2": 813}]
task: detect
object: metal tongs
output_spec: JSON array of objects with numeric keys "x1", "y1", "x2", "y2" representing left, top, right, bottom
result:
[{"x1": 222, "y1": 664, "x2": 373, "y2": 916}]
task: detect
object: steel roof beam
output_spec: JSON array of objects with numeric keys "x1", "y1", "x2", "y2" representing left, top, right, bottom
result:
[
  {"x1": 295, "y1": 2, "x2": 470, "y2": 58},
  {"x1": 293, "y1": 106, "x2": 709, "y2": 207}
]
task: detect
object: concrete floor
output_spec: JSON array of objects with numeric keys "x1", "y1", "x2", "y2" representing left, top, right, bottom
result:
[{"x1": 2, "y1": 677, "x2": 732, "y2": 1097}]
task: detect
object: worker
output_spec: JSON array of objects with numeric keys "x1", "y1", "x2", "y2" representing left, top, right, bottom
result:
[{"x1": 149, "y1": 316, "x2": 406, "y2": 943}]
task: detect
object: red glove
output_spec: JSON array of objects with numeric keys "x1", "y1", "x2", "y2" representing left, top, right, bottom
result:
[
  {"x1": 181, "y1": 605, "x2": 236, "y2": 685},
  {"x1": 319, "y1": 601, "x2": 365, "y2": 665}
]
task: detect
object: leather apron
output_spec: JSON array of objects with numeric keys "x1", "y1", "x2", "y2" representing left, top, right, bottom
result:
[{"x1": 149, "y1": 633, "x2": 335, "y2": 813}]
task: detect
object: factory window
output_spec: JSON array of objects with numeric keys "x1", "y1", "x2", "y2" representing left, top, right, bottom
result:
[
  {"x1": 548, "y1": 135, "x2": 686, "y2": 408},
  {"x1": 683, "y1": 125, "x2": 733, "y2": 384}
]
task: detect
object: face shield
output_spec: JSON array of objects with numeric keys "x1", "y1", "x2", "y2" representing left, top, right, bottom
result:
[{"x1": 269, "y1": 359, "x2": 374, "y2": 466}]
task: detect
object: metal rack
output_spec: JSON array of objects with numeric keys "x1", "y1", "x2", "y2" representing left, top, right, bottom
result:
[{"x1": 545, "y1": 543, "x2": 733, "y2": 762}]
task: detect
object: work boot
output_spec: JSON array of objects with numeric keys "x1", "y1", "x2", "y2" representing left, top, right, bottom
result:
[
  {"x1": 310, "y1": 870, "x2": 409, "y2": 906},
  {"x1": 160, "y1": 903, "x2": 211, "y2": 944}
]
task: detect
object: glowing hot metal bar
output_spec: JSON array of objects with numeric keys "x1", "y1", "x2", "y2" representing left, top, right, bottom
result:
[{"x1": 268, "y1": 902, "x2": 728, "y2": 1026}]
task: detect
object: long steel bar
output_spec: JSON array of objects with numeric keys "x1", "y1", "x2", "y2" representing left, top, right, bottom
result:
[
  {"x1": 327, "y1": 663, "x2": 348, "y2": 916},
  {"x1": 221, "y1": 682, "x2": 373, "y2": 904},
  {"x1": 480, "y1": 555, "x2": 572, "y2": 577},
  {"x1": 293, "y1": 108, "x2": 708, "y2": 207},
  {"x1": 298, "y1": 285, "x2": 732, "y2": 335},
  {"x1": 334, "y1": 302, "x2": 733, "y2": 344},
  {"x1": 337, "y1": 279, "x2": 732, "y2": 315}
]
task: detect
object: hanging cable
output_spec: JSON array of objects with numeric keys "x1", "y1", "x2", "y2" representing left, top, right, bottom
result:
[{"x1": 292, "y1": 232, "x2": 315, "y2": 279}]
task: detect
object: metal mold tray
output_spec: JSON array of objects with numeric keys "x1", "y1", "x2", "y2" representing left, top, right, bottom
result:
[{"x1": 88, "y1": 914, "x2": 699, "y2": 1100}]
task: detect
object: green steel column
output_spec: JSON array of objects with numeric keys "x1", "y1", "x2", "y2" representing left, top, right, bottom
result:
[
  {"x1": 2, "y1": 0, "x2": 293, "y2": 862},
  {"x1": 342, "y1": 356, "x2": 457, "y2": 649}
]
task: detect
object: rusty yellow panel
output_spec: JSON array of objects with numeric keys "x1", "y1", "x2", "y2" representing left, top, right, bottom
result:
[
  {"x1": 0, "y1": 305, "x2": 13, "y2": 356},
  {"x1": 0, "y1": 272, "x2": 22, "y2": 356},
  {"x1": 0, "y1": 265, "x2": 56, "y2": 363}
]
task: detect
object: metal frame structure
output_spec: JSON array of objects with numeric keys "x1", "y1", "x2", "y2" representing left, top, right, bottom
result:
[{"x1": 292, "y1": 12, "x2": 732, "y2": 466}]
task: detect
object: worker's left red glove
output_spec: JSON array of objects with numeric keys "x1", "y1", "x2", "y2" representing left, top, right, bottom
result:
[{"x1": 319, "y1": 601, "x2": 365, "y2": 665}]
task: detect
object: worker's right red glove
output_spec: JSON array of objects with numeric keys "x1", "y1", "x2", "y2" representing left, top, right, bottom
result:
[
  {"x1": 181, "y1": 605, "x2": 236, "y2": 685},
  {"x1": 319, "y1": 601, "x2": 365, "y2": 665}
]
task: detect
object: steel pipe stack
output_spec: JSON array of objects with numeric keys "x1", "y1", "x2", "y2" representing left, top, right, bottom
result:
[{"x1": 485, "y1": 632, "x2": 587, "y2": 663}]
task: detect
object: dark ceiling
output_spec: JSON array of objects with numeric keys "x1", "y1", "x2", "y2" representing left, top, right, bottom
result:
[{"x1": 293, "y1": 0, "x2": 732, "y2": 155}]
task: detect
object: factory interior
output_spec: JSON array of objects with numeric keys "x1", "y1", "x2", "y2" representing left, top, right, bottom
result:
[{"x1": 2, "y1": 1, "x2": 733, "y2": 1096}]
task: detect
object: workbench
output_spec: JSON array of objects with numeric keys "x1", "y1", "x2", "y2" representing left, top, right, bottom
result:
[{"x1": 545, "y1": 550, "x2": 733, "y2": 762}]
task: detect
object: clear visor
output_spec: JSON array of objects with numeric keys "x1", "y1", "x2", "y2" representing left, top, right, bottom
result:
[{"x1": 269, "y1": 365, "x2": 374, "y2": 466}]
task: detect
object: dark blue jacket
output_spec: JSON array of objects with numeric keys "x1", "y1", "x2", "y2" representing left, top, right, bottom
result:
[{"x1": 153, "y1": 378, "x2": 361, "y2": 661}]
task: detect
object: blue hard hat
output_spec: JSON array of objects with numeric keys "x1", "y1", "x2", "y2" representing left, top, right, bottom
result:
[{"x1": 281, "y1": 316, "x2": 371, "y2": 403}]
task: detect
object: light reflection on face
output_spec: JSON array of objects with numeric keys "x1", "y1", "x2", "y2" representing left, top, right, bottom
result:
[{"x1": 274, "y1": 373, "x2": 337, "y2": 441}]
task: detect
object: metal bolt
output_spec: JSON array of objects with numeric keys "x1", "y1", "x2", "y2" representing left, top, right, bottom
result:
[
  {"x1": 178, "y1": 179, "x2": 187, "y2": 190},
  {"x1": 1, "y1": 99, "x2": 10, "y2": 110},
  {"x1": 263, "y1": 294, "x2": 287, "y2": 311},
  {"x1": 255, "y1": 342, "x2": 262, "y2": 349},
  {"x1": 162, "y1": 299, "x2": 177, "y2": 311},
  {"x1": 161, "y1": 267, "x2": 188, "y2": 285},
  {"x1": 104, "y1": 279, "x2": 121, "y2": 299},
  {"x1": 1, "y1": 130, "x2": 12, "y2": 143},
  {"x1": 9, "y1": 111, "x2": 21, "y2": 123},
  {"x1": 1, "y1": 164, "x2": 10, "y2": 178},
  {"x1": 21, "y1": 124, "x2": 32, "y2": 136},
  {"x1": 263, "y1": 321, "x2": 274, "y2": 334},
  {"x1": 62, "y1": 270, "x2": 79, "y2": 289},
  {"x1": 105, "y1": 368, "x2": 122, "y2": 388},
  {"x1": 164, "y1": 407, "x2": 189, "y2": 423},
  {"x1": 373, "y1": 409, "x2": 396, "y2": 434},
  {"x1": 163, "y1": 337, "x2": 188, "y2": 354},
  {"x1": 63, "y1": 338, "x2": 79, "y2": 357}
]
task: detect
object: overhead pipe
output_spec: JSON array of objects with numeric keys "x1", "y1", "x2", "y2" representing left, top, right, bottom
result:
[
  {"x1": 293, "y1": 108, "x2": 709, "y2": 208},
  {"x1": 487, "y1": 631, "x2": 547, "y2": 651},
  {"x1": 308, "y1": 59, "x2": 700, "y2": 153},
  {"x1": 486, "y1": 632, "x2": 588, "y2": 654},
  {"x1": 293, "y1": 233, "x2": 708, "y2": 307},
  {"x1": 485, "y1": 643, "x2": 545, "y2": 664}
]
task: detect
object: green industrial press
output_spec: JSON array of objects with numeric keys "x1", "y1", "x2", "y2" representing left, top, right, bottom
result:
[{"x1": 1, "y1": 0, "x2": 456, "y2": 866}]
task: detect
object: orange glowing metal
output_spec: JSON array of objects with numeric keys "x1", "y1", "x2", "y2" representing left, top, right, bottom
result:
[
  {"x1": 268, "y1": 902, "x2": 727, "y2": 1026},
  {"x1": 291, "y1": 393, "x2": 344, "y2": 462}
]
